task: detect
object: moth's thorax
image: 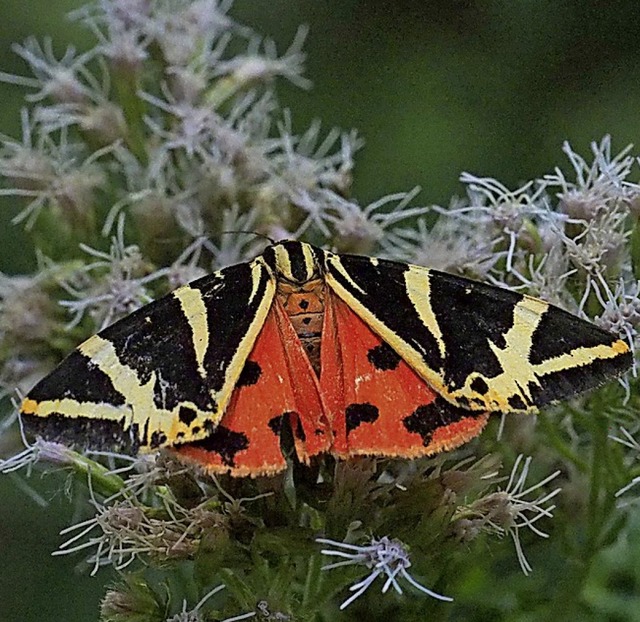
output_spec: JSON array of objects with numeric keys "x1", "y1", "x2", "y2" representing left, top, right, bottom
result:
[
  {"x1": 276, "y1": 277, "x2": 325, "y2": 375},
  {"x1": 263, "y1": 241, "x2": 322, "y2": 283}
]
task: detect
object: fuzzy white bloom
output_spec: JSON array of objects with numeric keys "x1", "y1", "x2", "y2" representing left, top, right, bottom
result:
[
  {"x1": 459, "y1": 173, "x2": 555, "y2": 272},
  {"x1": 542, "y1": 136, "x2": 640, "y2": 218},
  {"x1": 591, "y1": 277, "x2": 640, "y2": 358},
  {"x1": 0, "y1": 110, "x2": 109, "y2": 228},
  {"x1": 55, "y1": 493, "x2": 209, "y2": 575},
  {"x1": 455, "y1": 455, "x2": 561, "y2": 576},
  {"x1": 213, "y1": 26, "x2": 312, "y2": 90},
  {"x1": 317, "y1": 535, "x2": 452, "y2": 609},
  {"x1": 0, "y1": 437, "x2": 75, "y2": 474},
  {"x1": 321, "y1": 187, "x2": 427, "y2": 251},
  {"x1": 59, "y1": 215, "x2": 169, "y2": 329},
  {"x1": 1, "y1": 37, "x2": 99, "y2": 104},
  {"x1": 381, "y1": 209, "x2": 502, "y2": 276}
]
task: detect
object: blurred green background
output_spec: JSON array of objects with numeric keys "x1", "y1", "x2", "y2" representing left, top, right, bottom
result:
[{"x1": 2, "y1": 1, "x2": 640, "y2": 620}]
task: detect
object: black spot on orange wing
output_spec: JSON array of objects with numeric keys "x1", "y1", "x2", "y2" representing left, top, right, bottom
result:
[
  {"x1": 184, "y1": 426, "x2": 250, "y2": 467},
  {"x1": 322, "y1": 292, "x2": 443, "y2": 458},
  {"x1": 346, "y1": 403, "x2": 380, "y2": 434},
  {"x1": 236, "y1": 360, "x2": 262, "y2": 387},
  {"x1": 268, "y1": 413, "x2": 286, "y2": 435},
  {"x1": 367, "y1": 342, "x2": 401, "y2": 371},
  {"x1": 403, "y1": 397, "x2": 484, "y2": 447},
  {"x1": 173, "y1": 302, "x2": 330, "y2": 476}
]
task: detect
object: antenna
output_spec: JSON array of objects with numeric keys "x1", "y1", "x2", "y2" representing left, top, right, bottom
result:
[{"x1": 221, "y1": 230, "x2": 276, "y2": 244}]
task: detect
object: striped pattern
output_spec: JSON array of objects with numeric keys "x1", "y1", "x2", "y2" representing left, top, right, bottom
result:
[
  {"x1": 21, "y1": 241, "x2": 632, "y2": 457},
  {"x1": 324, "y1": 252, "x2": 632, "y2": 412},
  {"x1": 22, "y1": 258, "x2": 276, "y2": 451}
]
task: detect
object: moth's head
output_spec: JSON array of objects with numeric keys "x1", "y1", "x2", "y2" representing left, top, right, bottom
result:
[{"x1": 263, "y1": 241, "x2": 323, "y2": 284}]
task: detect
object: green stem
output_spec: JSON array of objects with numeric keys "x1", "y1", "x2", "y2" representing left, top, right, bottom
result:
[
  {"x1": 586, "y1": 407, "x2": 608, "y2": 555},
  {"x1": 111, "y1": 66, "x2": 148, "y2": 164},
  {"x1": 68, "y1": 450, "x2": 127, "y2": 497},
  {"x1": 302, "y1": 554, "x2": 323, "y2": 613}
]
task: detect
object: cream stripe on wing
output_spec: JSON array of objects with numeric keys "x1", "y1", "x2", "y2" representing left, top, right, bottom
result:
[
  {"x1": 486, "y1": 297, "x2": 548, "y2": 399},
  {"x1": 533, "y1": 339, "x2": 630, "y2": 376},
  {"x1": 79, "y1": 335, "x2": 161, "y2": 429},
  {"x1": 300, "y1": 242, "x2": 317, "y2": 277},
  {"x1": 21, "y1": 396, "x2": 129, "y2": 421},
  {"x1": 405, "y1": 266, "x2": 446, "y2": 360},
  {"x1": 79, "y1": 335, "x2": 222, "y2": 446},
  {"x1": 173, "y1": 287, "x2": 209, "y2": 378},
  {"x1": 325, "y1": 254, "x2": 368, "y2": 296}
]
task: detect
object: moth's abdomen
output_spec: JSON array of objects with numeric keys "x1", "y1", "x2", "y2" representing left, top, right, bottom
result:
[{"x1": 277, "y1": 277, "x2": 325, "y2": 375}]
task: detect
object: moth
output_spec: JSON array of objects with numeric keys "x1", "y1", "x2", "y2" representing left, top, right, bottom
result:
[{"x1": 21, "y1": 240, "x2": 632, "y2": 476}]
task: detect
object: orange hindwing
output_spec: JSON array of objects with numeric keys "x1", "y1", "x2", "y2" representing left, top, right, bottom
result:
[
  {"x1": 173, "y1": 302, "x2": 331, "y2": 476},
  {"x1": 21, "y1": 240, "x2": 630, "y2": 476},
  {"x1": 321, "y1": 294, "x2": 490, "y2": 458}
]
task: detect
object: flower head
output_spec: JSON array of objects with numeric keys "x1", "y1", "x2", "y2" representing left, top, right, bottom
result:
[
  {"x1": 542, "y1": 136, "x2": 640, "y2": 219},
  {"x1": 2, "y1": 37, "x2": 99, "y2": 104},
  {"x1": 592, "y1": 277, "x2": 640, "y2": 357},
  {"x1": 453, "y1": 455, "x2": 561, "y2": 575},
  {"x1": 458, "y1": 173, "x2": 553, "y2": 272},
  {"x1": 59, "y1": 215, "x2": 168, "y2": 329},
  {"x1": 382, "y1": 207, "x2": 502, "y2": 277},
  {"x1": 213, "y1": 26, "x2": 312, "y2": 91},
  {"x1": 317, "y1": 535, "x2": 452, "y2": 609},
  {"x1": 0, "y1": 110, "x2": 107, "y2": 229},
  {"x1": 0, "y1": 436, "x2": 76, "y2": 474}
]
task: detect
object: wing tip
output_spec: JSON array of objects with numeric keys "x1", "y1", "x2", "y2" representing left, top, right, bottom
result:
[
  {"x1": 20, "y1": 397, "x2": 39, "y2": 416},
  {"x1": 613, "y1": 338, "x2": 632, "y2": 356}
]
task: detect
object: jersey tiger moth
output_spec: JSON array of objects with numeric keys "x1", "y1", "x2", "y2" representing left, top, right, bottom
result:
[{"x1": 20, "y1": 241, "x2": 632, "y2": 476}]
